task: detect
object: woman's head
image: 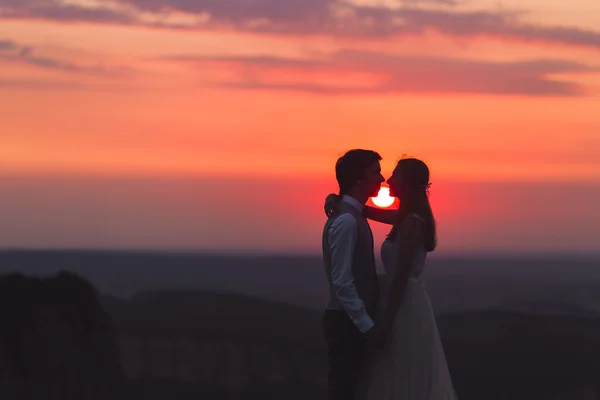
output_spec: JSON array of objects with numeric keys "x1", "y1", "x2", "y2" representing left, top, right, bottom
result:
[
  {"x1": 387, "y1": 158, "x2": 437, "y2": 252},
  {"x1": 387, "y1": 158, "x2": 431, "y2": 199}
]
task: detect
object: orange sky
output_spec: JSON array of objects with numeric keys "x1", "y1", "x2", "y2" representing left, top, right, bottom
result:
[{"x1": 1, "y1": 0, "x2": 599, "y2": 252}]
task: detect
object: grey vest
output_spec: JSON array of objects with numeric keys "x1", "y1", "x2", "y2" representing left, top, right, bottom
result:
[{"x1": 322, "y1": 202, "x2": 380, "y2": 317}]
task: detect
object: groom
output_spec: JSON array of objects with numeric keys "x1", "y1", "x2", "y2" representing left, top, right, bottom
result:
[{"x1": 322, "y1": 149, "x2": 387, "y2": 400}]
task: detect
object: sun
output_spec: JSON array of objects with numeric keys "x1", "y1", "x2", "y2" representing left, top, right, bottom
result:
[{"x1": 372, "y1": 187, "x2": 395, "y2": 208}]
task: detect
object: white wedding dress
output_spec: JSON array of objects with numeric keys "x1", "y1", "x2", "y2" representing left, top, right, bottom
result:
[{"x1": 356, "y1": 214, "x2": 457, "y2": 400}]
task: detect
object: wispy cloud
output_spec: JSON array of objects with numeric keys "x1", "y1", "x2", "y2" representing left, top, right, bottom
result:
[
  {"x1": 0, "y1": 78, "x2": 88, "y2": 90},
  {"x1": 162, "y1": 50, "x2": 599, "y2": 96},
  {"x1": 25, "y1": 3, "x2": 135, "y2": 24},
  {"x1": 0, "y1": 38, "x2": 134, "y2": 76},
  {"x1": 2, "y1": 0, "x2": 600, "y2": 49},
  {"x1": 0, "y1": 40, "x2": 17, "y2": 50}
]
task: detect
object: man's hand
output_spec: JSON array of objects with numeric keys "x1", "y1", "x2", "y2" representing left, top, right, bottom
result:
[{"x1": 365, "y1": 324, "x2": 388, "y2": 350}]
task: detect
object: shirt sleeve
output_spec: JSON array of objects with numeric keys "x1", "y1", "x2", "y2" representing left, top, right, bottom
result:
[{"x1": 328, "y1": 214, "x2": 375, "y2": 333}]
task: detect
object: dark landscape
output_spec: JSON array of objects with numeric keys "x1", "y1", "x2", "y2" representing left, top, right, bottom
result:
[{"x1": 1, "y1": 250, "x2": 600, "y2": 399}]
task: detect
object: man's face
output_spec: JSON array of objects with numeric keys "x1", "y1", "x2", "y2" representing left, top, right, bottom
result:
[{"x1": 362, "y1": 160, "x2": 385, "y2": 197}]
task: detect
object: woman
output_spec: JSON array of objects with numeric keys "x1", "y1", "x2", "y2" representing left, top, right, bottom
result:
[{"x1": 324, "y1": 158, "x2": 457, "y2": 400}]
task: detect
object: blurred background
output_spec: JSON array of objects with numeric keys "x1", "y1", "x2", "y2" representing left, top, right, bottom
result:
[{"x1": 1, "y1": 0, "x2": 599, "y2": 398}]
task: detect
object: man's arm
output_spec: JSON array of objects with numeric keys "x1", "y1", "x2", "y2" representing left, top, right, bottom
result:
[{"x1": 329, "y1": 214, "x2": 375, "y2": 333}]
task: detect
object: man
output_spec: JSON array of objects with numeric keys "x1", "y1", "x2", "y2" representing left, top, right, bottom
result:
[{"x1": 322, "y1": 149, "x2": 386, "y2": 400}]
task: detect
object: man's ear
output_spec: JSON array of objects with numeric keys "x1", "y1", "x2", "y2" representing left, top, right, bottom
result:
[{"x1": 356, "y1": 174, "x2": 368, "y2": 186}]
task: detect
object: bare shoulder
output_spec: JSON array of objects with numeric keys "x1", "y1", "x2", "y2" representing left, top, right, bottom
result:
[{"x1": 397, "y1": 214, "x2": 425, "y2": 246}]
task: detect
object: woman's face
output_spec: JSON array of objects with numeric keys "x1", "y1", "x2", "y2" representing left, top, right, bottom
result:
[{"x1": 386, "y1": 166, "x2": 404, "y2": 198}]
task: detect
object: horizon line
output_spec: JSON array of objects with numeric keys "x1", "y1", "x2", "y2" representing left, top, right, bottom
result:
[
  {"x1": 0, "y1": 171, "x2": 599, "y2": 185},
  {"x1": 1, "y1": 247, "x2": 599, "y2": 259}
]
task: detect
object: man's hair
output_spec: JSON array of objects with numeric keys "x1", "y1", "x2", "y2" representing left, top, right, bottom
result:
[{"x1": 335, "y1": 149, "x2": 382, "y2": 195}]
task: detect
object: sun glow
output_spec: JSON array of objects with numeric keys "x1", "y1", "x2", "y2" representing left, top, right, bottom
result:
[{"x1": 371, "y1": 186, "x2": 396, "y2": 208}]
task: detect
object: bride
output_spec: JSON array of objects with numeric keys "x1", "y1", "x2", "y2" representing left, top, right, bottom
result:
[{"x1": 324, "y1": 157, "x2": 457, "y2": 400}]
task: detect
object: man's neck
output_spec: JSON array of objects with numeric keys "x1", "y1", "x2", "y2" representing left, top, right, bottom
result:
[{"x1": 346, "y1": 190, "x2": 368, "y2": 206}]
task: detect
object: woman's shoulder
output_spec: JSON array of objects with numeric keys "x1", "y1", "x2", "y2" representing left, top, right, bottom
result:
[{"x1": 394, "y1": 213, "x2": 426, "y2": 241}]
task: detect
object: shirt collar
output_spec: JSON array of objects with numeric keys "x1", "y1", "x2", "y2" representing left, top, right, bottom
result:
[{"x1": 342, "y1": 195, "x2": 364, "y2": 212}]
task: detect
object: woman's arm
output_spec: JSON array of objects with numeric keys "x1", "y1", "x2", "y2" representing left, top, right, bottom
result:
[
  {"x1": 325, "y1": 193, "x2": 398, "y2": 225},
  {"x1": 363, "y1": 206, "x2": 398, "y2": 225},
  {"x1": 324, "y1": 193, "x2": 341, "y2": 218},
  {"x1": 382, "y1": 217, "x2": 424, "y2": 331}
]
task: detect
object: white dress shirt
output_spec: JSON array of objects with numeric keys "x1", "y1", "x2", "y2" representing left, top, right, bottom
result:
[{"x1": 327, "y1": 195, "x2": 375, "y2": 333}]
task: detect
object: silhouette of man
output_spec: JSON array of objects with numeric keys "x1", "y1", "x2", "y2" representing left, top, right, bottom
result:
[{"x1": 321, "y1": 149, "x2": 386, "y2": 400}]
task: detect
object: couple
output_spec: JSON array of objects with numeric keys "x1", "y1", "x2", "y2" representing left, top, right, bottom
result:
[{"x1": 321, "y1": 149, "x2": 457, "y2": 400}]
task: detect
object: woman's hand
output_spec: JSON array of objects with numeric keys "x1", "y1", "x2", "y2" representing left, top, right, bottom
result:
[{"x1": 324, "y1": 193, "x2": 341, "y2": 218}]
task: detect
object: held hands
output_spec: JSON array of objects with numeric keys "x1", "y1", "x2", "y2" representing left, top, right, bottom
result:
[
  {"x1": 324, "y1": 193, "x2": 342, "y2": 218},
  {"x1": 365, "y1": 324, "x2": 388, "y2": 350}
]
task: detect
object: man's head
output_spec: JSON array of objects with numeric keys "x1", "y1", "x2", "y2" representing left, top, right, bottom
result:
[{"x1": 335, "y1": 149, "x2": 384, "y2": 203}]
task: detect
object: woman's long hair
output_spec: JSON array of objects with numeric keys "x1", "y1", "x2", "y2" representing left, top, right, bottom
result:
[{"x1": 388, "y1": 158, "x2": 437, "y2": 252}]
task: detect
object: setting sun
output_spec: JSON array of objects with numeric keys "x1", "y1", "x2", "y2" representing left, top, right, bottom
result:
[{"x1": 372, "y1": 187, "x2": 396, "y2": 208}]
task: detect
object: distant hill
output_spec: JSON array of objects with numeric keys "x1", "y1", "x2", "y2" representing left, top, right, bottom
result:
[
  {"x1": 100, "y1": 288, "x2": 600, "y2": 400},
  {"x1": 101, "y1": 289, "x2": 323, "y2": 349},
  {"x1": 3, "y1": 250, "x2": 600, "y2": 399},
  {"x1": 0, "y1": 271, "x2": 127, "y2": 399},
  {"x1": 100, "y1": 289, "x2": 328, "y2": 399},
  {"x1": 4, "y1": 250, "x2": 600, "y2": 315},
  {"x1": 438, "y1": 310, "x2": 600, "y2": 399}
]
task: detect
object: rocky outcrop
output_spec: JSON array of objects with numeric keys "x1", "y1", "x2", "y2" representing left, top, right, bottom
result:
[{"x1": 0, "y1": 271, "x2": 127, "y2": 400}]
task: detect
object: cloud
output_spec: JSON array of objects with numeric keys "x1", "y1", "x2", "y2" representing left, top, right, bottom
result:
[
  {"x1": 119, "y1": 1, "x2": 600, "y2": 49},
  {"x1": 393, "y1": 8, "x2": 600, "y2": 49},
  {"x1": 0, "y1": 38, "x2": 134, "y2": 76},
  {"x1": 0, "y1": 40, "x2": 17, "y2": 50},
  {"x1": 0, "y1": 78, "x2": 148, "y2": 92},
  {"x1": 129, "y1": 0, "x2": 334, "y2": 21},
  {"x1": 163, "y1": 50, "x2": 598, "y2": 96},
  {"x1": 2, "y1": 0, "x2": 600, "y2": 50},
  {"x1": 0, "y1": 78, "x2": 88, "y2": 90},
  {"x1": 0, "y1": 0, "x2": 137, "y2": 26},
  {"x1": 26, "y1": 4, "x2": 135, "y2": 23},
  {"x1": 400, "y1": 0, "x2": 460, "y2": 5}
]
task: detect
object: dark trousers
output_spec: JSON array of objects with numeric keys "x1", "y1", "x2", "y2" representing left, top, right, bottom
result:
[{"x1": 322, "y1": 310, "x2": 366, "y2": 400}]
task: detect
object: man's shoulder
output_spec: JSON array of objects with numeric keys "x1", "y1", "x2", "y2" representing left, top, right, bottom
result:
[
  {"x1": 339, "y1": 201, "x2": 362, "y2": 214},
  {"x1": 327, "y1": 212, "x2": 358, "y2": 234}
]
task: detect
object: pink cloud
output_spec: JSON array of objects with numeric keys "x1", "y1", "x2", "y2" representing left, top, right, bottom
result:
[
  {"x1": 0, "y1": 38, "x2": 134, "y2": 77},
  {"x1": 2, "y1": 1, "x2": 600, "y2": 49},
  {"x1": 162, "y1": 50, "x2": 599, "y2": 96}
]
